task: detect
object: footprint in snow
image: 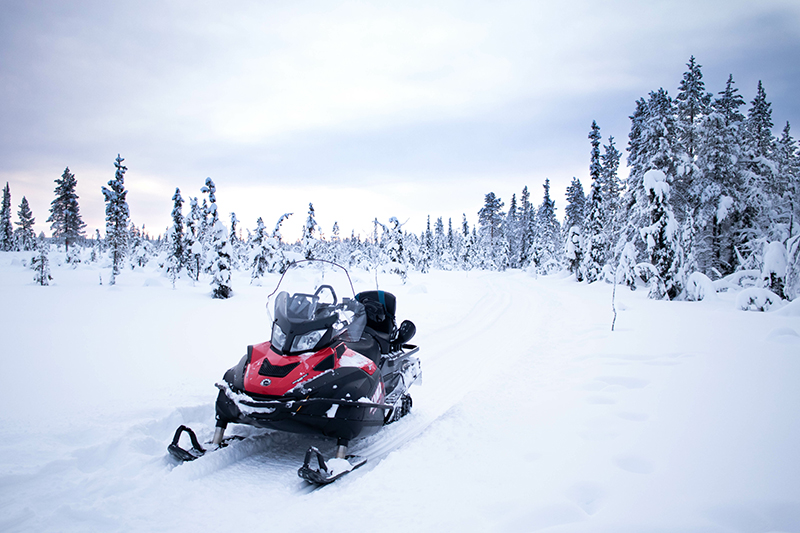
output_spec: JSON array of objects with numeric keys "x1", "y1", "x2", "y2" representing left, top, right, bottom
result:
[
  {"x1": 616, "y1": 411, "x2": 649, "y2": 422},
  {"x1": 613, "y1": 454, "x2": 654, "y2": 474}
]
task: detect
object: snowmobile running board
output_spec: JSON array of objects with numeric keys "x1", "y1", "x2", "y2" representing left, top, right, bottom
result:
[{"x1": 298, "y1": 446, "x2": 367, "y2": 485}]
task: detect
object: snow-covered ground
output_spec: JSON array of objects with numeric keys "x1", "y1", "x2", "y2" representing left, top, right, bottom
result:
[{"x1": 2, "y1": 252, "x2": 799, "y2": 532}]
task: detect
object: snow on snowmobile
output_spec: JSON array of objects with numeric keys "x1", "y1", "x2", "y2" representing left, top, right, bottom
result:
[{"x1": 168, "y1": 260, "x2": 421, "y2": 484}]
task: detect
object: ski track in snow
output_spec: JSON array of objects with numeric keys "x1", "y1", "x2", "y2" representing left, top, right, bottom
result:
[{"x1": 2, "y1": 256, "x2": 800, "y2": 532}]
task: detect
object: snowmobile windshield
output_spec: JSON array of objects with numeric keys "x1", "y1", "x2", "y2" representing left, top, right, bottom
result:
[{"x1": 271, "y1": 291, "x2": 367, "y2": 354}]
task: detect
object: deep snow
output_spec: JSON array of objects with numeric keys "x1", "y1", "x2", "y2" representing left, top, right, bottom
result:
[{"x1": 1, "y1": 252, "x2": 799, "y2": 532}]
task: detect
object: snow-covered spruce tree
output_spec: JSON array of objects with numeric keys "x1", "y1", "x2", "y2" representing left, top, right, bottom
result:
[
  {"x1": 48, "y1": 167, "x2": 86, "y2": 254},
  {"x1": 128, "y1": 223, "x2": 149, "y2": 269},
  {"x1": 564, "y1": 226, "x2": 584, "y2": 281},
  {"x1": 184, "y1": 197, "x2": 202, "y2": 281},
  {"x1": 741, "y1": 81, "x2": 777, "y2": 244},
  {"x1": 0, "y1": 182, "x2": 12, "y2": 251},
  {"x1": 675, "y1": 56, "x2": 712, "y2": 215},
  {"x1": 583, "y1": 121, "x2": 607, "y2": 282},
  {"x1": 775, "y1": 122, "x2": 800, "y2": 238},
  {"x1": 101, "y1": 155, "x2": 130, "y2": 285},
  {"x1": 250, "y1": 216, "x2": 270, "y2": 283},
  {"x1": 564, "y1": 178, "x2": 587, "y2": 227},
  {"x1": 518, "y1": 186, "x2": 535, "y2": 267},
  {"x1": 641, "y1": 169, "x2": 679, "y2": 299},
  {"x1": 30, "y1": 237, "x2": 52, "y2": 286},
  {"x1": 786, "y1": 235, "x2": 800, "y2": 301},
  {"x1": 621, "y1": 89, "x2": 680, "y2": 251},
  {"x1": 301, "y1": 203, "x2": 320, "y2": 260},
  {"x1": 676, "y1": 56, "x2": 712, "y2": 162},
  {"x1": 229, "y1": 212, "x2": 245, "y2": 270},
  {"x1": 460, "y1": 214, "x2": 473, "y2": 269},
  {"x1": 503, "y1": 194, "x2": 519, "y2": 268},
  {"x1": 534, "y1": 179, "x2": 562, "y2": 273},
  {"x1": 762, "y1": 241, "x2": 787, "y2": 299},
  {"x1": 386, "y1": 217, "x2": 408, "y2": 282},
  {"x1": 15, "y1": 196, "x2": 36, "y2": 251},
  {"x1": 165, "y1": 188, "x2": 184, "y2": 285},
  {"x1": 271, "y1": 212, "x2": 292, "y2": 273},
  {"x1": 692, "y1": 75, "x2": 747, "y2": 277},
  {"x1": 478, "y1": 192, "x2": 505, "y2": 270},
  {"x1": 209, "y1": 219, "x2": 232, "y2": 299},
  {"x1": 601, "y1": 136, "x2": 623, "y2": 241},
  {"x1": 616, "y1": 241, "x2": 638, "y2": 290}
]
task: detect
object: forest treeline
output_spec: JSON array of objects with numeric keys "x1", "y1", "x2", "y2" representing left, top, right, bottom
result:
[{"x1": 2, "y1": 57, "x2": 798, "y2": 301}]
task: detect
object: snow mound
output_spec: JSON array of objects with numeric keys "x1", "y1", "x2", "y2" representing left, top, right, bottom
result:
[
  {"x1": 409, "y1": 284, "x2": 428, "y2": 294},
  {"x1": 775, "y1": 299, "x2": 800, "y2": 316},
  {"x1": 767, "y1": 327, "x2": 800, "y2": 346},
  {"x1": 685, "y1": 272, "x2": 717, "y2": 301},
  {"x1": 735, "y1": 288, "x2": 783, "y2": 312},
  {"x1": 143, "y1": 277, "x2": 164, "y2": 287}
]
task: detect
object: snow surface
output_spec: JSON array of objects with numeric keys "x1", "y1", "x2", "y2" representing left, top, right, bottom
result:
[{"x1": 1, "y1": 252, "x2": 800, "y2": 532}]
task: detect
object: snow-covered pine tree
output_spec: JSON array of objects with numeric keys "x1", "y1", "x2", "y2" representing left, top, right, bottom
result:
[
  {"x1": 201, "y1": 178, "x2": 218, "y2": 227},
  {"x1": 167, "y1": 188, "x2": 184, "y2": 277},
  {"x1": 47, "y1": 167, "x2": 86, "y2": 253},
  {"x1": 775, "y1": 122, "x2": 800, "y2": 239},
  {"x1": 676, "y1": 56, "x2": 712, "y2": 162},
  {"x1": 622, "y1": 89, "x2": 680, "y2": 250},
  {"x1": 693, "y1": 75, "x2": 747, "y2": 276},
  {"x1": 250, "y1": 216, "x2": 270, "y2": 283},
  {"x1": 675, "y1": 56, "x2": 712, "y2": 219},
  {"x1": 584, "y1": 121, "x2": 607, "y2": 282},
  {"x1": 564, "y1": 226, "x2": 584, "y2": 281},
  {"x1": 101, "y1": 155, "x2": 130, "y2": 285},
  {"x1": 386, "y1": 217, "x2": 408, "y2": 282},
  {"x1": 518, "y1": 186, "x2": 535, "y2": 267},
  {"x1": 30, "y1": 237, "x2": 52, "y2": 286},
  {"x1": 641, "y1": 169, "x2": 679, "y2": 298},
  {"x1": 564, "y1": 177, "x2": 586, "y2": 232},
  {"x1": 15, "y1": 196, "x2": 36, "y2": 251},
  {"x1": 184, "y1": 197, "x2": 202, "y2": 281},
  {"x1": 461, "y1": 214, "x2": 473, "y2": 269},
  {"x1": 210, "y1": 219, "x2": 233, "y2": 299},
  {"x1": 503, "y1": 194, "x2": 519, "y2": 268},
  {"x1": 478, "y1": 192, "x2": 505, "y2": 270},
  {"x1": 563, "y1": 177, "x2": 586, "y2": 278},
  {"x1": 742, "y1": 80, "x2": 777, "y2": 242},
  {"x1": 301, "y1": 203, "x2": 319, "y2": 260},
  {"x1": 601, "y1": 136, "x2": 622, "y2": 241},
  {"x1": 0, "y1": 182, "x2": 12, "y2": 251},
  {"x1": 534, "y1": 179, "x2": 562, "y2": 273}
]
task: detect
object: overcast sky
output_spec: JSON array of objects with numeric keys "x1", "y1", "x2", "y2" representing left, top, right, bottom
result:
[{"x1": 2, "y1": 0, "x2": 799, "y2": 241}]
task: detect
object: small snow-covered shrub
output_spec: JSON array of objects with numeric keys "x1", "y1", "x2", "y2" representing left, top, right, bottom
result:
[
  {"x1": 635, "y1": 262, "x2": 667, "y2": 300},
  {"x1": 735, "y1": 287, "x2": 783, "y2": 312},
  {"x1": 685, "y1": 272, "x2": 717, "y2": 301},
  {"x1": 762, "y1": 241, "x2": 787, "y2": 299},
  {"x1": 713, "y1": 270, "x2": 761, "y2": 293}
]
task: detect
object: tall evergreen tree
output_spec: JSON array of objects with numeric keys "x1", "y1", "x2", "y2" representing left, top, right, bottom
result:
[
  {"x1": 676, "y1": 56, "x2": 712, "y2": 160},
  {"x1": 518, "y1": 186, "x2": 535, "y2": 267},
  {"x1": 564, "y1": 177, "x2": 586, "y2": 232},
  {"x1": 31, "y1": 237, "x2": 52, "y2": 286},
  {"x1": 101, "y1": 155, "x2": 130, "y2": 284},
  {"x1": 15, "y1": 196, "x2": 36, "y2": 251},
  {"x1": 301, "y1": 203, "x2": 319, "y2": 260},
  {"x1": 534, "y1": 179, "x2": 562, "y2": 271},
  {"x1": 478, "y1": 192, "x2": 505, "y2": 268},
  {"x1": 641, "y1": 169, "x2": 679, "y2": 298},
  {"x1": 776, "y1": 122, "x2": 800, "y2": 238},
  {"x1": 47, "y1": 167, "x2": 86, "y2": 252},
  {"x1": 601, "y1": 136, "x2": 622, "y2": 233},
  {"x1": 0, "y1": 182, "x2": 12, "y2": 251},
  {"x1": 210, "y1": 219, "x2": 232, "y2": 299}
]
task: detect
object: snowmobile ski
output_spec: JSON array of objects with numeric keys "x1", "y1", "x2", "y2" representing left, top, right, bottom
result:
[
  {"x1": 298, "y1": 445, "x2": 367, "y2": 485},
  {"x1": 167, "y1": 425, "x2": 243, "y2": 462}
]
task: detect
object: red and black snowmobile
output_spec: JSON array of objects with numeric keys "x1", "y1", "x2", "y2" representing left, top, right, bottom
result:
[{"x1": 168, "y1": 260, "x2": 421, "y2": 484}]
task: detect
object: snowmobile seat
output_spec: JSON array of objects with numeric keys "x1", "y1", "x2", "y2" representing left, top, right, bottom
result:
[
  {"x1": 355, "y1": 291, "x2": 397, "y2": 335},
  {"x1": 355, "y1": 291, "x2": 397, "y2": 354},
  {"x1": 343, "y1": 334, "x2": 381, "y2": 365}
]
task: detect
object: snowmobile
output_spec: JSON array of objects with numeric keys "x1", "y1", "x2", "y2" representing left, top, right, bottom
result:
[{"x1": 168, "y1": 260, "x2": 421, "y2": 484}]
